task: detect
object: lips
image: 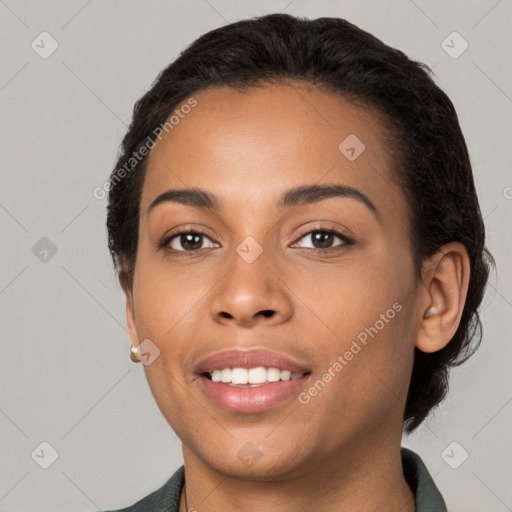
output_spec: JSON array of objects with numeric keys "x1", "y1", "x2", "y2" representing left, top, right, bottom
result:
[
  {"x1": 195, "y1": 348, "x2": 311, "y2": 374},
  {"x1": 195, "y1": 349, "x2": 312, "y2": 413}
]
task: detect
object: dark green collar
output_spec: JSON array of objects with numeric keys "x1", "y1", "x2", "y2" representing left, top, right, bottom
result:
[
  {"x1": 107, "y1": 447, "x2": 447, "y2": 512},
  {"x1": 401, "y1": 447, "x2": 448, "y2": 511}
]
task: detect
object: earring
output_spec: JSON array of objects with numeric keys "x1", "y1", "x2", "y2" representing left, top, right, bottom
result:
[{"x1": 130, "y1": 345, "x2": 141, "y2": 363}]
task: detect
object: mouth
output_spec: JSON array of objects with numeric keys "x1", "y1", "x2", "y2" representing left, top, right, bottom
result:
[
  {"x1": 202, "y1": 367, "x2": 308, "y2": 386},
  {"x1": 195, "y1": 349, "x2": 312, "y2": 413},
  {"x1": 198, "y1": 371, "x2": 311, "y2": 413}
]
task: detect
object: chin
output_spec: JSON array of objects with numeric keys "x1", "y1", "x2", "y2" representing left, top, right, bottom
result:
[{"x1": 188, "y1": 434, "x2": 314, "y2": 482}]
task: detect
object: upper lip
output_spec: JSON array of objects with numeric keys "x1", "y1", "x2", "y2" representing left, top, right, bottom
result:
[{"x1": 195, "y1": 349, "x2": 311, "y2": 375}]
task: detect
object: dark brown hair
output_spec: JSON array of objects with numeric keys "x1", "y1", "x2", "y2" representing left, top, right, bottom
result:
[{"x1": 106, "y1": 13, "x2": 493, "y2": 433}]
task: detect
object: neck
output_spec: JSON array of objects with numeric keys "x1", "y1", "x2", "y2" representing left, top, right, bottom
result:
[{"x1": 178, "y1": 436, "x2": 415, "y2": 512}]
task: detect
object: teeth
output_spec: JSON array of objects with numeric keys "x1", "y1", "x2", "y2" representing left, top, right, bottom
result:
[
  {"x1": 231, "y1": 368, "x2": 248, "y2": 385},
  {"x1": 267, "y1": 367, "x2": 281, "y2": 382},
  {"x1": 280, "y1": 370, "x2": 291, "y2": 381},
  {"x1": 248, "y1": 367, "x2": 267, "y2": 384},
  {"x1": 207, "y1": 367, "x2": 305, "y2": 385}
]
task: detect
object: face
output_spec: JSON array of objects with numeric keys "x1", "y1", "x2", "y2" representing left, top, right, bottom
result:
[{"x1": 126, "y1": 83, "x2": 422, "y2": 480}]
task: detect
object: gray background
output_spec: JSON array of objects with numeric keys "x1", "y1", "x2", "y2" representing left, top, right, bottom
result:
[{"x1": 0, "y1": 1, "x2": 511, "y2": 511}]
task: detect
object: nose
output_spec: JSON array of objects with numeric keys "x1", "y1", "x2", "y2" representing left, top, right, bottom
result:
[{"x1": 209, "y1": 252, "x2": 293, "y2": 328}]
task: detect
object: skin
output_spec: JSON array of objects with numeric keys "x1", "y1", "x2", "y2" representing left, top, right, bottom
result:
[{"x1": 122, "y1": 82, "x2": 470, "y2": 512}]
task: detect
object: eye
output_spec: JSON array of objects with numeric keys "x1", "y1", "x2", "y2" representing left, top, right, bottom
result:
[
  {"x1": 161, "y1": 228, "x2": 219, "y2": 253},
  {"x1": 159, "y1": 224, "x2": 354, "y2": 255},
  {"x1": 291, "y1": 224, "x2": 354, "y2": 253}
]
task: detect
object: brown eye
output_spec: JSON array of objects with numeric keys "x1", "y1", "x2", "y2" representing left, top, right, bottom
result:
[
  {"x1": 309, "y1": 231, "x2": 337, "y2": 249},
  {"x1": 175, "y1": 232, "x2": 204, "y2": 251},
  {"x1": 163, "y1": 230, "x2": 218, "y2": 252},
  {"x1": 291, "y1": 227, "x2": 354, "y2": 252}
]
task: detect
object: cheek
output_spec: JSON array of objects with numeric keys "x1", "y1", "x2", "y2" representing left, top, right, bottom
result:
[
  {"x1": 132, "y1": 263, "x2": 200, "y2": 427},
  {"x1": 299, "y1": 248, "x2": 416, "y2": 408},
  {"x1": 302, "y1": 247, "x2": 412, "y2": 342},
  {"x1": 130, "y1": 259, "x2": 200, "y2": 406},
  {"x1": 298, "y1": 308, "x2": 415, "y2": 442},
  {"x1": 132, "y1": 253, "x2": 206, "y2": 340}
]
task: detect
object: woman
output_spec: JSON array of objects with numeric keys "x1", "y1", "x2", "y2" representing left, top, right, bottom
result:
[{"x1": 103, "y1": 13, "x2": 492, "y2": 512}]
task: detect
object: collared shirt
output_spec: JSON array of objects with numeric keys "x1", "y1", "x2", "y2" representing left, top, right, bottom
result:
[{"x1": 105, "y1": 447, "x2": 448, "y2": 512}]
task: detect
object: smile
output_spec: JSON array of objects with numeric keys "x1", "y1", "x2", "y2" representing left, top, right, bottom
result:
[
  {"x1": 199, "y1": 369, "x2": 311, "y2": 413},
  {"x1": 207, "y1": 366, "x2": 305, "y2": 386}
]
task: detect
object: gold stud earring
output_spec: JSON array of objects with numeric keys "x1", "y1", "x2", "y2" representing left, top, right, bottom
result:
[{"x1": 130, "y1": 345, "x2": 141, "y2": 363}]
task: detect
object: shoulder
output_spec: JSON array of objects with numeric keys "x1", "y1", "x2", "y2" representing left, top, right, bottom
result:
[
  {"x1": 103, "y1": 465, "x2": 185, "y2": 512},
  {"x1": 401, "y1": 447, "x2": 449, "y2": 512}
]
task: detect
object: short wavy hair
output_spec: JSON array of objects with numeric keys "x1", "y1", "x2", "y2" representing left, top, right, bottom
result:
[{"x1": 106, "y1": 13, "x2": 494, "y2": 433}]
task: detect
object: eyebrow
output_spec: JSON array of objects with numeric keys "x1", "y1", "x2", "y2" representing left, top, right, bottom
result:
[{"x1": 147, "y1": 183, "x2": 379, "y2": 219}]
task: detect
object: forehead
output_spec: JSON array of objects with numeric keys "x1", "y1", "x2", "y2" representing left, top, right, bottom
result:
[{"x1": 141, "y1": 83, "x2": 405, "y2": 221}]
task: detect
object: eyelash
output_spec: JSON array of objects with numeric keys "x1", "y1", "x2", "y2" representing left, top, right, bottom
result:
[
  {"x1": 159, "y1": 224, "x2": 355, "y2": 256},
  {"x1": 295, "y1": 224, "x2": 355, "y2": 252}
]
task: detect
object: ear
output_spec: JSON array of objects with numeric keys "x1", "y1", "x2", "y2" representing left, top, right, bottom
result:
[
  {"x1": 125, "y1": 291, "x2": 139, "y2": 350},
  {"x1": 416, "y1": 242, "x2": 470, "y2": 353},
  {"x1": 118, "y1": 255, "x2": 139, "y2": 350}
]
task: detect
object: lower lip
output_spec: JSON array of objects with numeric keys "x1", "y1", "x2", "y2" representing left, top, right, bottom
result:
[{"x1": 199, "y1": 375, "x2": 309, "y2": 413}]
